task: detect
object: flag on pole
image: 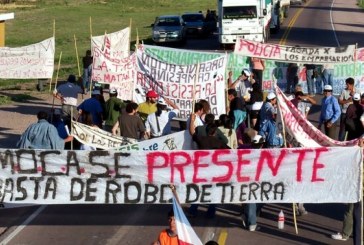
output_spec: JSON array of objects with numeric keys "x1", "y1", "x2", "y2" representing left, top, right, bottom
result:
[{"x1": 172, "y1": 196, "x2": 203, "y2": 245}]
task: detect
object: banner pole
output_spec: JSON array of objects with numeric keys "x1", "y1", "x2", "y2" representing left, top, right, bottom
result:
[
  {"x1": 192, "y1": 63, "x2": 200, "y2": 114},
  {"x1": 354, "y1": 43, "x2": 358, "y2": 77},
  {"x1": 74, "y1": 35, "x2": 81, "y2": 78},
  {"x1": 50, "y1": 51, "x2": 63, "y2": 124},
  {"x1": 129, "y1": 18, "x2": 132, "y2": 53},
  {"x1": 49, "y1": 19, "x2": 56, "y2": 93},
  {"x1": 89, "y1": 16, "x2": 93, "y2": 38},
  {"x1": 273, "y1": 74, "x2": 299, "y2": 234}
]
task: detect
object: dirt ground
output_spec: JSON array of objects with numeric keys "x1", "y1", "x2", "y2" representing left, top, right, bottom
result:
[{"x1": 0, "y1": 83, "x2": 85, "y2": 149}]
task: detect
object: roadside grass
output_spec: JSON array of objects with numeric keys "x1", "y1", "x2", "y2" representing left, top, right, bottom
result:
[
  {"x1": 0, "y1": 0, "x2": 216, "y2": 86},
  {"x1": 0, "y1": 93, "x2": 32, "y2": 105}
]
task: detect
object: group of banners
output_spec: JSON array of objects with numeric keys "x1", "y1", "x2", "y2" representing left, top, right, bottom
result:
[{"x1": 1, "y1": 29, "x2": 364, "y2": 205}]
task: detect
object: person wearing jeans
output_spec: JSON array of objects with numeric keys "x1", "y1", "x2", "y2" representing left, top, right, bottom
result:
[
  {"x1": 322, "y1": 63, "x2": 335, "y2": 87},
  {"x1": 304, "y1": 64, "x2": 316, "y2": 96}
]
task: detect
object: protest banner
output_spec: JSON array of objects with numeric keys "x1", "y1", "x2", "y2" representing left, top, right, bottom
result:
[
  {"x1": 275, "y1": 86, "x2": 359, "y2": 147},
  {"x1": 71, "y1": 121, "x2": 194, "y2": 151},
  {"x1": 91, "y1": 27, "x2": 130, "y2": 60},
  {"x1": 0, "y1": 147, "x2": 361, "y2": 204},
  {"x1": 91, "y1": 49, "x2": 135, "y2": 101},
  {"x1": 234, "y1": 38, "x2": 356, "y2": 64},
  {"x1": 143, "y1": 44, "x2": 364, "y2": 96},
  {"x1": 135, "y1": 49, "x2": 227, "y2": 119},
  {"x1": 0, "y1": 37, "x2": 55, "y2": 79}
]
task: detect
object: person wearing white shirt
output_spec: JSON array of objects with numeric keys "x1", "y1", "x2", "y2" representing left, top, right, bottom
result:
[{"x1": 145, "y1": 97, "x2": 179, "y2": 138}]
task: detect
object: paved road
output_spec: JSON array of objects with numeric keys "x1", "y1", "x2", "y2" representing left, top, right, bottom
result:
[{"x1": 1, "y1": 0, "x2": 363, "y2": 244}]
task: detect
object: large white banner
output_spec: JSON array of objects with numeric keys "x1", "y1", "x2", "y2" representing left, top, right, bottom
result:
[
  {"x1": 0, "y1": 37, "x2": 55, "y2": 79},
  {"x1": 71, "y1": 121, "x2": 194, "y2": 151},
  {"x1": 0, "y1": 147, "x2": 361, "y2": 204},
  {"x1": 135, "y1": 49, "x2": 227, "y2": 119},
  {"x1": 234, "y1": 38, "x2": 356, "y2": 64}
]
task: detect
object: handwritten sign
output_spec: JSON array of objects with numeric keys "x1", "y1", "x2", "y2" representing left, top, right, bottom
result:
[
  {"x1": 234, "y1": 38, "x2": 356, "y2": 64},
  {"x1": 135, "y1": 49, "x2": 227, "y2": 119},
  {"x1": 0, "y1": 38, "x2": 55, "y2": 79},
  {"x1": 0, "y1": 147, "x2": 361, "y2": 204}
]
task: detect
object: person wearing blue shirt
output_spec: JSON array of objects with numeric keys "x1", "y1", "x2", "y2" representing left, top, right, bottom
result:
[
  {"x1": 77, "y1": 90, "x2": 104, "y2": 128},
  {"x1": 318, "y1": 85, "x2": 341, "y2": 139},
  {"x1": 258, "y1": 92, "x2": 283, "y2": 148},
  {"x1": 17, "y1": 111, "x2": 73, "y2": 150}
]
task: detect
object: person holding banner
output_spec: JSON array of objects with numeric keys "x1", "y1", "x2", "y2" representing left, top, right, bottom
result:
[
  {"x1": 112, "y1": 102, "x2": 146, "y2": 140},
  {"x1": 53, "y1": 74, "x2": 84, "y2": 124},
  {"x1": 17, "y1": 110, "x2": 73, "y2": 150},
  {"x1": 318, "y1": 85, "x2": 341, "y2": 140},
  {"x1": 82, "y1": 50, "x2": 93, "y2": 93},
  {"x1": 145, "y1": 97, "x2": 179, "y2": 138},
  {"x1": 258, "y1": 92, "x2": 283, "y2": 148},
  {"x1": 138, "y1": 90, "x2": 158, "y2": 123},
  {"x1": 188, "y1": 102, "x2": 204, "y2": 136},
  {"x1": 77, "y1": 90, "x2": 104, "y2": 128}
]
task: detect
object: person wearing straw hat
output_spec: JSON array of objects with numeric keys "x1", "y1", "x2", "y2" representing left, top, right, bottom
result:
[{"x1": 317, "y1": 84, "x2": 341, "y2": 139}]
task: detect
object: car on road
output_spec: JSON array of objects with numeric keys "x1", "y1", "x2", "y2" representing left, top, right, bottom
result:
[
  {"x1": 181, "y1": 12, "x2": 215, "y2": 37},
  {"x1": 151, "y1": 15, "x2": 187, "y2": 45}
]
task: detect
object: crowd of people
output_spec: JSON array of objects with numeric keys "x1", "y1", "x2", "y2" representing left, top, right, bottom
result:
[{"x1": 16, "y1": 65, "x2": 363, "y2": 244}]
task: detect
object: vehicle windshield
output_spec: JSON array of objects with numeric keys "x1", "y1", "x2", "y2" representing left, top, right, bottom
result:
[
  {"x1": 223, "y1": 6, "x2": 257, "y2": 19},
  {"x1": 182, "y1": 14, "x2": 204, "y2": 22},
  {"x1": 156, "y1": 17, "x2": 181, "y2": 26}
]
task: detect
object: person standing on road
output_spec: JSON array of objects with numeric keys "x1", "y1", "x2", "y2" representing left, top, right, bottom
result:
[
  {"x1": 322, "y1": 63, "x2": 335, "y2": 87},
  {"x1": 17, "y1": 110, "x2": 73, "y2": 150},
  {"x1": 82, "y1": 50, "x2": 93, "y2": 93},
  {"x1": 103, "y1": 88, "x2": 125, "y2": 133},
  {"x1": 286, "y1": 63, "x2": 299, "y2": 94},
  {"x1": 338, "y1": 77, "x2": 360, "y2": 141},
  {"x1": 304, "y1": 64, "x2": 316, "y2": 96},
  {"x1": 318, "y1": 85, "x2": 341, "y2": 140},
  {"x1": 53, "y1": 74, "x2": 83, "y2": 123}
]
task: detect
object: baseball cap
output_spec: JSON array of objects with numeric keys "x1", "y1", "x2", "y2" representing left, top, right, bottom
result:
[
  {"x1": 146, "y1": 90, "x2": 158, "y2": 98},
  {"x1": 252, "y1": 135, "x2": 265, "y2": 144},
  {"x1": 267, "y1": 92, "x2": 276, "y2": 100},
  {"x1": 353, "y1": 93, "x2": 360, "y2": 101},
  {"x1": 157, "y1": 97, "x2": 167, "y2": 106},
  {"x1": 109, "y1": 88, "x2": 117, "y2": 94},
  {"x1": 324, "y1": 85, "x2": 333, "y2": 91},
  {"x1": 241, "y1": 69, "x2": 251, "y2": 77}
]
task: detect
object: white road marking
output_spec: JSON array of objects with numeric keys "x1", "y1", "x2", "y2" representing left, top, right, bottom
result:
[{"x1": 330, "y1": 0, "x2": 341, "y2": 47}]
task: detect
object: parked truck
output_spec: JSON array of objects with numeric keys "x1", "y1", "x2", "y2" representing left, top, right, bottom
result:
[{"x1": 217, "y1": 0, "x2": 281, "y2": 47}]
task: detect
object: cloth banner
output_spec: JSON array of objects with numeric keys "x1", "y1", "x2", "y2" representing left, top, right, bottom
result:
[
  {"x1": 172, "y1": 196, "x2": 203, "y2": 245},
  {"x1": 275, "y1": 86, "x2": 359, "y2": 147},
  {"x1": 234, "y1": 38, "x2": 356, "y2": 64},
  {"x1": 91, "y1": 27, "x2": 130, "y2": 59},
  {"x1": 0, "y1": 147, "x2": 361, "y2": 204},
  {"x1": 71, "y1": 121, "x2": 194, "y2": 151},
  {"x1": 91, "y1": 50, "x2": 136, "y2": 101},
  {"x1": 0, "y1": 37, "x2": 55, "y2": 79},
  {"x1": 143, "y1": 44, "x2": 364, "y2": 96},
  {"x1": 135, "y1": 48, "x2": 227, "y2": 120}
]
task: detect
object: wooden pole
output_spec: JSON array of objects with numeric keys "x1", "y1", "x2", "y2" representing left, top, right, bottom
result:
[
  {"x1": 89, "y1": 16, "x2": 93, "y2": 38},
  {"x1": 50, "y1": 52, "x2": 63, "y2": 124},
  {"x1": 192, "y1": 63, "x2": 200, "y2": 114},
  {"x1": 74, "y1": 34, "x2": 81, "y2": 77},
  {"x1": 129, "y1": 18, "x2": 132, "y2": 53}
]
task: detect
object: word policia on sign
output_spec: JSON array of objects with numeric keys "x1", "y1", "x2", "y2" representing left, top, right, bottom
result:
[{"x1": 0, "y1": 147, "x2": 361, "y2": 204}]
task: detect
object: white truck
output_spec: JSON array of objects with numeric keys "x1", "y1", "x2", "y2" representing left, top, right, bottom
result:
[{"x1": 217, "y1": 0, "x2": 281, "y2": 47}]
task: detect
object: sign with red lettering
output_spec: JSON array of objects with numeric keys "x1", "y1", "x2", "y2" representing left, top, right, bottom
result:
[
  {"x1": 275, "y1": 86, "x2": 359, "y2": 147},
  {"x1": 234, "y1": 38, "x2": 355, "y2": 64},
  {"x1": 135, "y1": 49, "x2": 227, "y2": 119},
  {"x1": 0, "y1": 147, "x2": 361, "y2": 204}
]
